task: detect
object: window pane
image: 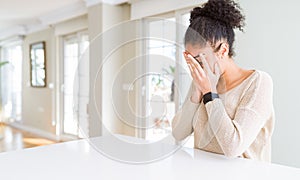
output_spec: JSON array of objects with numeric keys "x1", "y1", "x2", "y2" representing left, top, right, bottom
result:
[
  {"x1": 1, "y1": 45, "x2": 22, "y2": 121},
  {"x1": 63, "y1": 32, "x2": 89, "y2": 137},
  {"x1": 145, "y1": 18, "x2": 176, "y2": 141}
]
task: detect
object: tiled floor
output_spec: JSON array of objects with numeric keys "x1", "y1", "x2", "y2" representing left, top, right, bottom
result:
[{"x1": 0, "y1": 123, "x2": 57, "y2": 153}]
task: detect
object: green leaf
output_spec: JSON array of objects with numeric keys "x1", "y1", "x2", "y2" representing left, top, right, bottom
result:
[
  {"x1": 0, "y1": 61, "x2": 9, "y2": 67},
  {"x1": 169, "y1": 65, "x2": 175, "y2": 73}
]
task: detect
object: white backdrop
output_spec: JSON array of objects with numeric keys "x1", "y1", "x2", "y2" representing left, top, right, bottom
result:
[{"x1": 235, "y1": 0, "x2": 300, "y2": 168}]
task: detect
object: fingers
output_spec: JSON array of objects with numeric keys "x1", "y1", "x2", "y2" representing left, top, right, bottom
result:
[
  {"x1": 186, "y1": 55, "x2": 205, "y2": 85},
  {"x1": 187, "y1": 54, "x2": 206, "y2": 78},
  {"x1": 187, "y1": 62, "x2": 202, "y2": 81},
  {"x1": 200, "y1": 54, "x2": 213, "y2": 76},
  {"x1": 214, "y1": 61, "x2": 222, "y2": 77},
  {"x1": 183, "y1": 51, "x2": 191, "y2": 63},
  {"x1": 183, "y1": 53, "x2": 193, "y2": 66},
  {"x1": 183, "y1": 51, "x2": 188, "y2": 60}
]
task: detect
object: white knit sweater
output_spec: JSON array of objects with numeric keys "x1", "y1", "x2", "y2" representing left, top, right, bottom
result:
[{"x1": 172, "y1": 70, "x2": 275, "y2": 162}]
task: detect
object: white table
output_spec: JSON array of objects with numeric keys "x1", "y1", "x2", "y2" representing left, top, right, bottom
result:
[{"x1": 0, "y1": 136, "x2": 299, "y2": 180}]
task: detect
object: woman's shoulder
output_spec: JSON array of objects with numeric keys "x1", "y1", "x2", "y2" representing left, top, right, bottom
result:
[
  {"x1": 250, "y1": 70, "x2": 273, "y2": 90},
  {"x1": 254, "y1": 70, "x2": 273, "y2": 84}
]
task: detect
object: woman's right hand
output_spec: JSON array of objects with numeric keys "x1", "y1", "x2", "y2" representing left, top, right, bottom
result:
[{"x1": 183, "y1": 52, "x2": 203, "y2": 103}]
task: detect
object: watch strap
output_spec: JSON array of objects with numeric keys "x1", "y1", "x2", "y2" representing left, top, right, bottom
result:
[{"x1": 203, "y1": 92, "x2": 219, "y2": 104}]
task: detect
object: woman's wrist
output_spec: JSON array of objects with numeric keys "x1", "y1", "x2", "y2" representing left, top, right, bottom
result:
[
  {"x1": 202, "y1": 87, "x2": 217, "y2": 95},
  {"x1": 190, "y1": 89, "x2": 203, "y2": 104},
  {"x1": 203, "y1": 92, "x2": 219, "y2": 104}
]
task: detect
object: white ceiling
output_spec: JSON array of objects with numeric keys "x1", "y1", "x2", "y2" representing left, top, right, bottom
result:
[
  {"x1": 0, "y1": 0, "x2": 83, "y2": 30},
  {"x1": 0, "y1": 0, "x2": 129, "y2": 40}
]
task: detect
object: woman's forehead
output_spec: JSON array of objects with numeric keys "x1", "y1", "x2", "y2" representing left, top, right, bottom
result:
[{"x1": 185, "y1": 43, "x2": 211, "y2": 55}]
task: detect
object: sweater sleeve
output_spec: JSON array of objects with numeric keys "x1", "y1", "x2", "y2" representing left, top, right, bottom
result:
[
  {"x1": 205, "y1": 72, "x2": 274, "y2": 157},
  {"x1": 172, "y1": 83, "x2": 200, "y2": 141}
]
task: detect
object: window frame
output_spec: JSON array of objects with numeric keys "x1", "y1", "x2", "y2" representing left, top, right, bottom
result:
[
  {"x1": 58, "y1": 30, "x2": 89, "y2": 138},
  {"x1": 136, "y1": 8, "x2": 193, "y2": 139}
]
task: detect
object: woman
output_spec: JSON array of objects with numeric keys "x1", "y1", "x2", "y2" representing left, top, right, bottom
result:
[{"x1": 172, "y1": 0, "x2": 275, "y2": 162}]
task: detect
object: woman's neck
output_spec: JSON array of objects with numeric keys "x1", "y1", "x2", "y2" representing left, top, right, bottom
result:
[{"x1": 217, "y1": 58, "x2": 248, "y2": 93}]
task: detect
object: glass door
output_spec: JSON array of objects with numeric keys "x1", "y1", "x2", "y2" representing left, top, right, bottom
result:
[
  {"x1": 62, "y1": 31, "x2": 89, "y2": 138},
  {"x1": 139, "y1": 10, "x2": 192, "y2": 141},
  {"x1": 0, "y1": 43, "x2": 22, "y2": 122},
  {"x1": 141, "y1": 17, "x2": 177, "y2": 141}
]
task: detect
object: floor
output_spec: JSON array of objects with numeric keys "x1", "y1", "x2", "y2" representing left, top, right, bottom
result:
[{"x1": 0, "y1": 123, "x2": 58, "y2": 153}]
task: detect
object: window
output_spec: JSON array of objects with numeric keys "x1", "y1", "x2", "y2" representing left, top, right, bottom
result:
[
  {"x1": 140, "y1": 11, "x2": 193, "y2": 143},
  {"x1": 177, "y1": 11, "x2": 194, "y2": 148},
  {"x1": 30, "y1": 42, "x2": 46, "y2": 87},
  {"x1": 62, "y1": 31, "x2": 89, "y2": 137},
  {"x1": 0, "y1": 42, "x2": 23, "y2": 122},
  {"x1": 144, "y1": 17, "x2": 176, "y2": 141}
]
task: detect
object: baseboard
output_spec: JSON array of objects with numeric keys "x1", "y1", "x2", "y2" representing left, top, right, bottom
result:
[{"x1": 7, "y1": 122, "x2": 61, "y2": 142}]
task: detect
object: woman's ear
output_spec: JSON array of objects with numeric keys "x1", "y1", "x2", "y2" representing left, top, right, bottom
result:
[{"x1": 219, "y1": 43, "x2": 229, "y2": 57}]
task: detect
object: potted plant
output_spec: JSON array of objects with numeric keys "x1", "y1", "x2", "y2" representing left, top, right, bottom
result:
[{"x1": 162, "y1": 65, "x2": 175, "y2": 101}]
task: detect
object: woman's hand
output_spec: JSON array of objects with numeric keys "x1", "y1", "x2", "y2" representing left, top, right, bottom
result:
[
  {"x1": 185, "y1": 53, "x2": 221, "y2": 96},
  {"x1": 183, "y1": 52, "x2": 202, "y2": 103}
]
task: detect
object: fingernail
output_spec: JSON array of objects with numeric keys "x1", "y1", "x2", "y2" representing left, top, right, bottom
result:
[{"x1": 187, "y1": 54, "x2": 193, "y2": 59}]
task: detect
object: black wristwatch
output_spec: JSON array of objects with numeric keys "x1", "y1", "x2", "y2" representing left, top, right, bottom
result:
[{"x1": 203, "y1": 92, "x2": 219, "y2": 104}]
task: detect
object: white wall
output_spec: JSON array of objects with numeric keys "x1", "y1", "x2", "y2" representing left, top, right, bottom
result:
[
  {"x1": 20, "y1": 3, "x2": 132, "y2": 138},
  {"x1": 87, "y1": 3, "x2": 133, "y2": 137},
  {"x1": 22, "y1": 28, "x2": 56, "y2": 134},
  {"x1": 102, "y1": 4, "x2": 130, "y2": 135},
  {"x1": 235, "y1": 0, "x2": 300, "y2": 168},
  {"x1": 21, "y1": 15, "x2": 88, "y2": 137},
  {"x1": 131, "y1": 0, "x2": 205, "y2": 19},
  {"x1": 87, "y1": 3, "x2": 103, "y2": 137}
]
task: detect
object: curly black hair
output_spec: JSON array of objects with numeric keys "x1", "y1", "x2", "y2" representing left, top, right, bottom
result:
[{"x1": 184, "y1": 0, "x2": 245, "y2": 57}]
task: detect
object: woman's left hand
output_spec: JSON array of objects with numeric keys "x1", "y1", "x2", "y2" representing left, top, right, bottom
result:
[{"x1": 186, "y1": 54, "x2": 221, "y2": 94}]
